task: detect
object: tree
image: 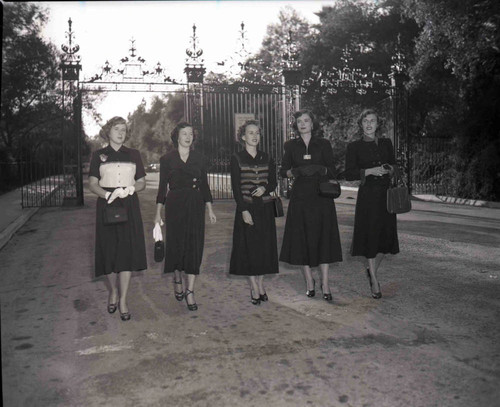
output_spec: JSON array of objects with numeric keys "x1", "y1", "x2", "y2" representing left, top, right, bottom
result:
[
  {"x1": 1, "y1": 3, "x2": 61, "y2": 156},
  {"x1": 243, "y1": 6, "x2": 312, "y2": 84},
  {"x1": 127, "y1": 94, "x2": 185, "y2": 165},
  {"x1": 402, "y1": 0, "x2": 500, "y2": 199}
]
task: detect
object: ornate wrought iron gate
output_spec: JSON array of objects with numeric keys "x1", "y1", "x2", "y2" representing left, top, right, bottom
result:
[
  {"x1": 22, "y1": 19, "x2": 418, "y2": 207},
  {"x1": 185, "y1": 84, "x2": 293, "y2": 199}
]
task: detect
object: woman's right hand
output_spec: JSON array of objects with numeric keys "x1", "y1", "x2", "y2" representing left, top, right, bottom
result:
[
  {"x1": 242, "y1": 210, "x2": 254, "y2": 225},
  {"x1": 366, "y1": 166, "x2": 390, "y2": 177}
]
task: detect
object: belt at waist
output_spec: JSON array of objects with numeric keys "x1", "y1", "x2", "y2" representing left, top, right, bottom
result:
[
  {"x1": 242, "y1": 195, "x2": 273, "y2": 203},
  {"x1": 169, "y1": 186, "x2": 200, "y2": 191}
]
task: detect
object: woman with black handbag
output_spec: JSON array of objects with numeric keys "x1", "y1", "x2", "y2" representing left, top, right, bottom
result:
[
  {"x1": 280, "y1": 109, "x2": 343, "y2": 302},
  {"x1": 154, "y1": 122, "x2": 216, "y2": 311},
  {"x1": 88, "y1": 116, "x2": 147, "y2": 321},
  {"x1": 344, "y1": 108, "x2": 399, "y2": 299},
  {"x1": 229, "y1": 120, "x2": 279, "y2": 304}
]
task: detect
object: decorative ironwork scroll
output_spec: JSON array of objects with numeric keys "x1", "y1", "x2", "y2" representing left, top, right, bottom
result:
[
  {"x1": 185, "y1": 24, "x2": 206, "y2": 83},
  {"x1": 85, "y1": 39, "x2": 179, "y2": 85}
]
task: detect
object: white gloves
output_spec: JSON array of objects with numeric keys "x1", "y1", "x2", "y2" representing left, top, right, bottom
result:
[
  {"x1": 153, "y1": 222, "x2": 163, "y2": 242},
  {"x1": 107, "y1": 187, "x2": 129, "y2": 203},
  {"x1": 124, "y1": 186, "x2": 135, "y2": 195}
]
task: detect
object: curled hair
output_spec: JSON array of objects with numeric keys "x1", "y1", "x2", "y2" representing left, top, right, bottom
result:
[
  {"x1": 99, "y1": 116, "x2": 128, "y2": 141},
  {"x1": 291, "y1": 109, "x2": 319, "y2": 136},
  {"x1": 357, "y1": 109, "x2": 385, "y2": 138},
  {"x1": 171, "y1": 121, "x2": 195, "y2": 148},
  {"x1": 237, "y1": 119, "x2": 262, "y2": 144}
]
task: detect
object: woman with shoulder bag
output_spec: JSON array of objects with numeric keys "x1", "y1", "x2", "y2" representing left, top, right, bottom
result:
[
  {"x1": 229, "y1": 120, "x2": 279, "y2": 304},
  {"x1": 88, "y1": 116, "x2": 147, "y2": 321},
  {"x1": 344, "y1": 108, "x2": 400, "y2": 299},
  {"x1": 280, "y1": 109, "x2": 343, "y2": 302}
]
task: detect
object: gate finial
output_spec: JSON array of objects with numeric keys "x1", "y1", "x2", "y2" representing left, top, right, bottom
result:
[{"x1": 185, "y1": 23, "x2": 206, "y2": 83}]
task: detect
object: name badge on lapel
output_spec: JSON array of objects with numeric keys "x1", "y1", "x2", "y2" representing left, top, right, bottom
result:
[{"x1": 303, "y1": 154, "x2": 312, "y2": 160}]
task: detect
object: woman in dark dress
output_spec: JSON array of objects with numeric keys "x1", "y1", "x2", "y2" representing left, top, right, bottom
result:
[
  {"x1": 154, "y1": 122, "x2": 216, "y2": 311},
  {"x1": 88, "y1": 116, "x2": 147, "y2": 321},
  {"x1": 344, "y1": 108, "x2": 399, "y2": 299},
  {"x1": 230, "y1": 120, "x2": 279, "y2": 305},
  {"x1": 280, "y1": 109, "x2": 343, "y2": 302}
]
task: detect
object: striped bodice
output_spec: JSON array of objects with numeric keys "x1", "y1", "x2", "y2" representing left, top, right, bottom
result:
[{"x1": 238, "y1": 162, "x2": 272, "y2": 203}]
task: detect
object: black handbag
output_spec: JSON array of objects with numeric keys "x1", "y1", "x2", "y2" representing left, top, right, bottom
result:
[
  {"x1": 387, "y1": 174, "x2": 412, "y2": 214},
  {"x1": 103, "y1": 205, "x2": 128, "y2": 225},
  {"x1": 154, "y1": 240, "x2": 165, "y2": 262},
  {"x1": 319, "y1": 180, "x2": 341, "y2": 199},
  {"x1": 272, "y1": 196, "x2": 284, "y2": 218}
]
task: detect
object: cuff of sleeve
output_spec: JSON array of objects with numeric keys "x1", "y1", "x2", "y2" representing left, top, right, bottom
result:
[{"x1": 360, "y1": 169, "x2": 366, "y2": 186}]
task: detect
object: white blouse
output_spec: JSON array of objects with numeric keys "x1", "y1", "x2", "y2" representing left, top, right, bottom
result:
[{"x1": 98, "y1": 162, "x2": 136, "y2": 188}]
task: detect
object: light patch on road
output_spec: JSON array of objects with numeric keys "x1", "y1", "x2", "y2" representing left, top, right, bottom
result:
[{"x1": 77, "y1": 342, "x2": 133, "y2": 355}]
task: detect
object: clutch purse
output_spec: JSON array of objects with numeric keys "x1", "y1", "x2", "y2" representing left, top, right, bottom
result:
[
  {"x1": 154, "y1": 241, "x2": 165, "y2": 262},
  {"x1": 103, "y1": 206, "x2": 128, "y2": 225},
  {"x1": 387, "y1": 174, "x2": 412, "y2": 214},
  {"x1": 319, "y1": 180, "x2": 341, "y2": 199},
  {"x1": 272, "y1": 196, "x2": 284, "y2": 218}
]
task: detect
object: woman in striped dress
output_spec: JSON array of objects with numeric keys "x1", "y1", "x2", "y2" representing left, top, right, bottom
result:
[{"x1": 229, "y1": 120, "x2": 279, "y2": 305}]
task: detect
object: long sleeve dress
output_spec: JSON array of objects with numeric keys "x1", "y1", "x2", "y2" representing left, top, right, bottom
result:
[
  {"x1": 156, "y1": 149, "x2": 213, "y2": 275},
  {"x1": 89, "y1": 145, "x2": 147, "y2": 277},
  {"x1": 229, "y1": 150, "x2": 279, "y2": 276},
  {"x1": 279, "y1": 136, "x2": 343, "y2": 266},
  {"x1": 344, "y1": 137, "x2": 399, "y2": 258}
]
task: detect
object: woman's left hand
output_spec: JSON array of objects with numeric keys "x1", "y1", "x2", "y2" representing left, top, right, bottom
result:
[{"x1": 251, "y1": 186, "x2": 266, "y2": 197}]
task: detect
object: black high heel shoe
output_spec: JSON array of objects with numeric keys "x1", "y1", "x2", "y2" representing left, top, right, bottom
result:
[
  {"x1": 321, "y1": 285, "x2": 333, "y2": 302},
  {"x1": 107, "y1": 299, "x2": 118, "y2": 314},
  {"x1": 184, "y1": 289, "x2": 198, "y2": 311},
  {"x1": 306, "y1": 279, "x2": 316, "y2": 297},
  {"x1": 366, "y1": 268, "x2": 382, "y2": 299},
  {"x1": 250, "y1": 290, "x2": 261, "y2": 305},
  {"x1": 173, "y1": 280, "x2": 184, "y2": 301},
  {"x1": 119, "y1": 304, "x2": 131, "y2": 321},
  {"x1": 259, "y1": 292, "x2": 268, "y2": 302},
  {"x1": 108, "y1": 303, "x2": 118, "y2": 314}
]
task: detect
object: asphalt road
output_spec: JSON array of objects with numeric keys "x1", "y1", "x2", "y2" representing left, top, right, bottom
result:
[{"x1": 1, "y1": 173, "x2": 499, "y2": 407}]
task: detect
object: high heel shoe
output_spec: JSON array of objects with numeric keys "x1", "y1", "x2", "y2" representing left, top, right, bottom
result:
[
  {"x1": 107, "y1": 301, "x2": 118, "y2": 314},
  {"x1": 184, "y1": 289, "x2": 198, "y2": 311},
  {"x1": 306, "y1": 279, "x2": 316, "y2": 297},
  {"x1": 259, "y1": 292, "x2": 268, "y2": 302},
  {"x1": 366, "y1": 268, "x2": 382, "y2": 299},
  {"x1": 107, "y1": 293, "x2": 118, "y2": 314},
  {"x1": 321, "y1": 285, "x2": 333, "y2": 302},
  {"x1": 173, "y1": 279, "x2": 184, "y2": 301},
  {"x1": 250, "y1": 290, "x2": 261, "y2": 305},
  {"x1": 119, "y1": 304, "x2": 131, "y2": 321}
]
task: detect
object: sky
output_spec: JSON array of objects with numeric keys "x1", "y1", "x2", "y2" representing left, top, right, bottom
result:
[{"x1": 39, "y1": 0, "x2": 335, "y2": 136}]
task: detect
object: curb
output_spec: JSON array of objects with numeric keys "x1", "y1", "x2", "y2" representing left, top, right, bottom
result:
[
  {"x1": 0, "y1": 207, "x2": 40, "y2": 251},
  {"x1": 340, "y1": 186, "x2": 499, "y2": 209}
]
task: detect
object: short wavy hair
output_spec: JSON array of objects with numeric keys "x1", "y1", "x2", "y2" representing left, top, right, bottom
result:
[
  {"x1": 99, "y1": 116, "x2": 128, "y2": 141},
  {"x1": 171, "y1": 121, "x2": 196, "y2": 148},
  {"x1": 357, "y1": 109, "x2": 386, "y2": 138},
  {"x1": 237, "y1": 119, "x2": 262, "y2": 144},
  {"x1": 291, "y1": 109, "x2": 319, "y2": 136}
]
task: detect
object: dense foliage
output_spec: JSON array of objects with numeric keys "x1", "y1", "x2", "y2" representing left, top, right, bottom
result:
[{"x1": 238, "y1": 0, "x2": 499, "y2": 200}]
